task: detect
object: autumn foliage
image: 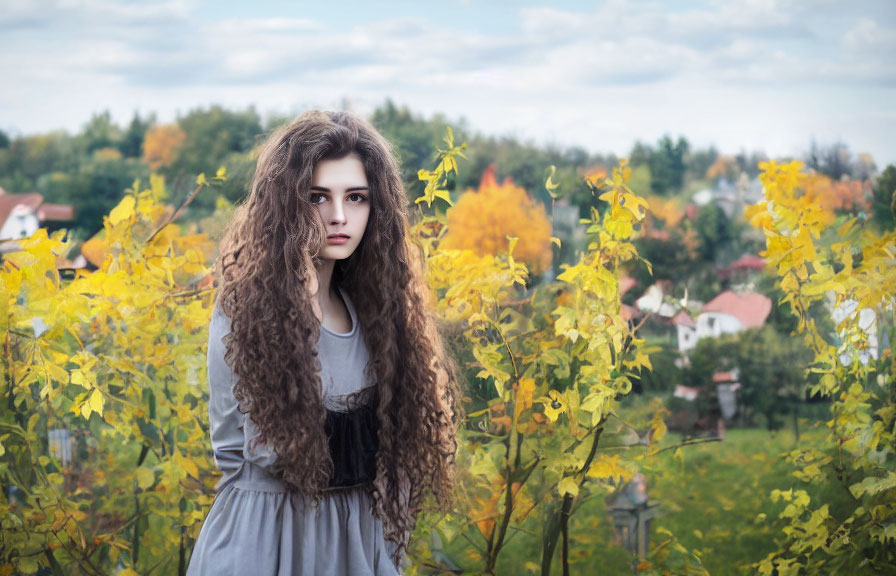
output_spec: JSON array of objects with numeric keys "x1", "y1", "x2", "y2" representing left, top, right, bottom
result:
[
  {"x1": 142, "y1": 123, "x2": 187, "y2": 171},
  {"x1": 747, "y1": 160, "x2": 895, "y2": 574},
  {"x1": 440, "y1": 165, "x2": 553, "y2": 275},
  {"x1": 410, "y1": 140, "x2": 698, "y2": 575},
  {"x1": 804, "y1": 171, "x2": 871, "y2": 214},
  {"x1": 0, "y1": 173, "x2": 224, "y2": 576}
]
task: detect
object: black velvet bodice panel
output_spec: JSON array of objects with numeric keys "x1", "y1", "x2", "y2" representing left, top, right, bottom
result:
[{"x1": 323, "y1": 387, "x2": 379, "y2": 488}]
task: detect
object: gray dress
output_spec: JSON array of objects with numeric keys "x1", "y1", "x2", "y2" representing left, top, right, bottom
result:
[{"x1": 187, "y1": 289, "x2": 401, "y2": 576}]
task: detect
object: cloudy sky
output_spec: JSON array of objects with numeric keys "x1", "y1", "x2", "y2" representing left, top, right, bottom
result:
[{"x1": 2, "y1": 0, "x2": 895, "y2": 165}]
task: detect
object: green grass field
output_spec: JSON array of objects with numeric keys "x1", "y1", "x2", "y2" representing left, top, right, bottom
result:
[{"x1": 438, "y1": 423, "x2": 831, "y2": 575}]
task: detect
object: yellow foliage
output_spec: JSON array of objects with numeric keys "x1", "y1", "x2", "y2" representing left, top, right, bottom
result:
[
  {"x1": 582, "y1": 165, "x2": 607, "y2": 185},
  {"x1": 750, "y1": 159, "x2": 896, "y2": 573},
  {"x1": 645, "y1": 195, "x2": 684, "y2": 229},
  {"x1": 441, "y1": 166, "x2": 552, "y2": 275},
  {"x1": 586, "y1": 454, "x2": 633, "y2": 484},
  {"x1": 143, "y1": 123, "x2": 187, "y2": 170},
  {"x1": 93, "y1": 147, "x2": 123, "y2": 161},
  {"x1": 706, "y1": 155, "x2": 737, "y2": 180},
  {"x1": 1, "y1": 180, "x2": 219, "y2": 572}
]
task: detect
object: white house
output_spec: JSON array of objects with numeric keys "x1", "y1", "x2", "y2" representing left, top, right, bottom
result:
[
  {"x1": 0, "y1": 192, "x2": 42, "y2": 244},
  {"x1": 674, "y1": 290, "x2": 772, "y2": 353},
  {"x1": 0, "y1": 188, "x2": 74, "y2": 254},
  {"x1": 831, "y1": 298, "x2": 880, "y2": 365}
]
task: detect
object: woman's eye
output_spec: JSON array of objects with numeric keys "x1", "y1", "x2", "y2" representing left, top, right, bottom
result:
[
  {"x1": 310, "y1": 193, "x2": 325, "y2": 204},
  {"x1": 349, "y1": 193, "x2": 368, "y2": 203}
]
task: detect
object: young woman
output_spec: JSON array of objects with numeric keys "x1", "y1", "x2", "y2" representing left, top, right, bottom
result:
[{"x1": 187, "y1": 110, "x2": 460, "y2": 575}]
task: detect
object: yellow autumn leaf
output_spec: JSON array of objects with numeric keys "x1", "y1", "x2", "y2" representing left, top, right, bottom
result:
[
  {"x1": 539, "y1": 390, "x2": 567, "y2": 422},
  {"x1": 514, "y1": 377, "x2": 536, "y2": 422},
  {"x1": 136, "y1": 466, "x2": 155, "y2": 490},
  {"x1": 109, "y1": 195, "x2": 136, "y2": 226},
  {"x1": 586, "y1": 454, "x2": 633, "y2": 484},
  {"x1": 44, "y1": 362, "x2": 69, "y2": 385},
  {"x1": 79, "y1": 398, "x2": 92, "y2": 420},
  {"x1": 558, "y1": 476, "x2": 579, "y2": 497},
  {"x1": 88, "y1": 388, "x2": 104, "y2": 418},
  {"x1": 178, "y1": 450, "x2": 200, "y2": 479},
  {"x1": 70, "y1": 370, "x2": 90, "y2": 389}
]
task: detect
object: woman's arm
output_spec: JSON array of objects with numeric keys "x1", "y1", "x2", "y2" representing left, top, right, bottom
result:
[{"x1": 206, "y1": 303, "x2": 245, "y2": 473}]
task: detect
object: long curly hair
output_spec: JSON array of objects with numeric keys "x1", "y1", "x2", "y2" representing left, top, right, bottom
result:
[{"x1": 213, "y1": 110, "x2": 460, "y2": 561}]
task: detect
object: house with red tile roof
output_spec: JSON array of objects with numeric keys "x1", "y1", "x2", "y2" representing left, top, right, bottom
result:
[
  {"x1": 673, "y1": 289, "x2": 772, "y2": 353},
  {"x1": 0, "y1": 188, "x2": 75, "y2": 254}
]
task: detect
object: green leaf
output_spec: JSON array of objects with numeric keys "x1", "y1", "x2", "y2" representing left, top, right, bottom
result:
[{"x1": 850, "y1": 472, "x2": 896, "y2": 498}]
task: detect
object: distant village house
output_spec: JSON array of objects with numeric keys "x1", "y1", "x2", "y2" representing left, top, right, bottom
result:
[{"x1": 0, "y1": 188, "x2": 75, "y2": 254}]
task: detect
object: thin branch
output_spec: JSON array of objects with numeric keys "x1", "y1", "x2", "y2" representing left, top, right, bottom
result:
[{"x1": 144, "y1": 181, "x2": 205, "y2": 245}]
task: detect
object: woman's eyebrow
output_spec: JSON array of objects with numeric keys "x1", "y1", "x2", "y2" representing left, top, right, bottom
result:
[{"x1": 309, "y1": 186, "x2": 369, "y2": 192}]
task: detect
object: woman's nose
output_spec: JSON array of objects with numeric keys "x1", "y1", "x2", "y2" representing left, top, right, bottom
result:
[{"x1": 330, "y1": 198, "x2": 346, "y2": 224}]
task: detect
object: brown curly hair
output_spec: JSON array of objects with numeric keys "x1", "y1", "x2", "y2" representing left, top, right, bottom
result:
[{"x1": 213, "y1": 110, "x2": 460, "y2": 561}]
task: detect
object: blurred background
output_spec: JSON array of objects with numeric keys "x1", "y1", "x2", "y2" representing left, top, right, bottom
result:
[{"x1": 1, "y1": 1, "x2": 894, "y2": 575}]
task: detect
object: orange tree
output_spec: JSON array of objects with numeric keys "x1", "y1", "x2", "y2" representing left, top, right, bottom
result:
[
  {"x1": 439, "y1": 165, "x2": 553, "y2": 276},
  {"x1": 747, "y1": 161, "x2": 895, "y2": 574},
  {"x1": 142, "y1": 124, "x2": 187, "y2": 172},
  {"x1": 1, "y1": 172, "x2": 224, "y2": 575}
]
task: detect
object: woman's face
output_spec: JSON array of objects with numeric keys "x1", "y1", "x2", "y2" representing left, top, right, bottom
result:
[{"x1": 309, "y1": 152, "x2": 371, "y2": 262}]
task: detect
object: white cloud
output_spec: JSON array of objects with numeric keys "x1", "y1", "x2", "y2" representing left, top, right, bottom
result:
[{"x1": 1, "y1": 0, "x2": 894, "y2": 165}]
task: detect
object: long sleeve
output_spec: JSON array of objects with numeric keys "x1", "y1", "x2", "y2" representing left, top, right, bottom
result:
[
  {"x1": 206, "y1": 303, "x2": 245, "y2": 476},
  {"x1": 206, "y1": 302, "x2": 279, "y2": 484}
]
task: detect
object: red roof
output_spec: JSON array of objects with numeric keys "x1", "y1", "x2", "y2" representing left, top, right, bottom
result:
[
  {"x1": 0, "y1": 192, "x2": 43, "y2": 227},
  {"x1": 713, "y1": 371, "x2": 738, "y2": 383},
  {"x1": 37, "y1": 203, "x2": 75, "y2": 221},
  {"x1": 702, "y1": 290, "x2": 772, "y2": 328},
  {"x1": 729, "y1": 254, "x2": 766, "y2": 271},
  {"x1": 672, "y1": 310, "x2": 695, "y2": 327}
]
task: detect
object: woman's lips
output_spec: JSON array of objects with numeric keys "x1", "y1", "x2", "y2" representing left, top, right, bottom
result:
[{"x1": 327, "y1": 234, "x2": 350, "y2": 245}]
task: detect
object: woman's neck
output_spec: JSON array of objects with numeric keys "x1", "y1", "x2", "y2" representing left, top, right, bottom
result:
[{"x1": 314, "y1": 259, "x2": 352, "y2": 332}]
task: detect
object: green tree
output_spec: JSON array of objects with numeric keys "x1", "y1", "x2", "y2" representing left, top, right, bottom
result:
[
  {"x1": 734, "y1": 150, "x2": 768, "y2": 178},
  {"x1": 81, "y1": 111, "x2": 123, "y2": 154},
  {"x1": 170, "y1": 105, "x2": 262, "y2": 179},
  {"x1": 166, "y1": 106, "x2": 263, "y2": 214},
  {"x1": 68, "y1": 155, "x2": 149, "y2": 236},
  {"x1": 119, "y1": 112, "x2": 155, "y2": 158},
  {"x1": 649, "y1": 135, "x2": 688, "y2": 195},
  {"x1": 728, "y1": 327, "x2": 811, "y2": 431},
  {"x1": 370, "y1": 100, "x2": 456, "y2": 201},
  {"x1": 806, "y1": 140, "x2": 852, "y2": 180},
  {"x1": 630, "y1": 227, "x2": 700, "y2": 287},
  {"x1": 871, "y1": 164, "x2": 895, "y2": 231},
  {"x1": 628, "y1": 141, "x2": 652, "y2": 168},
  {"x1": 693, "y1": 202, "x2": 732, "y2": 263},
  {"x1": 687, "y1": 146, "x2": 719, "y2": 183}
]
